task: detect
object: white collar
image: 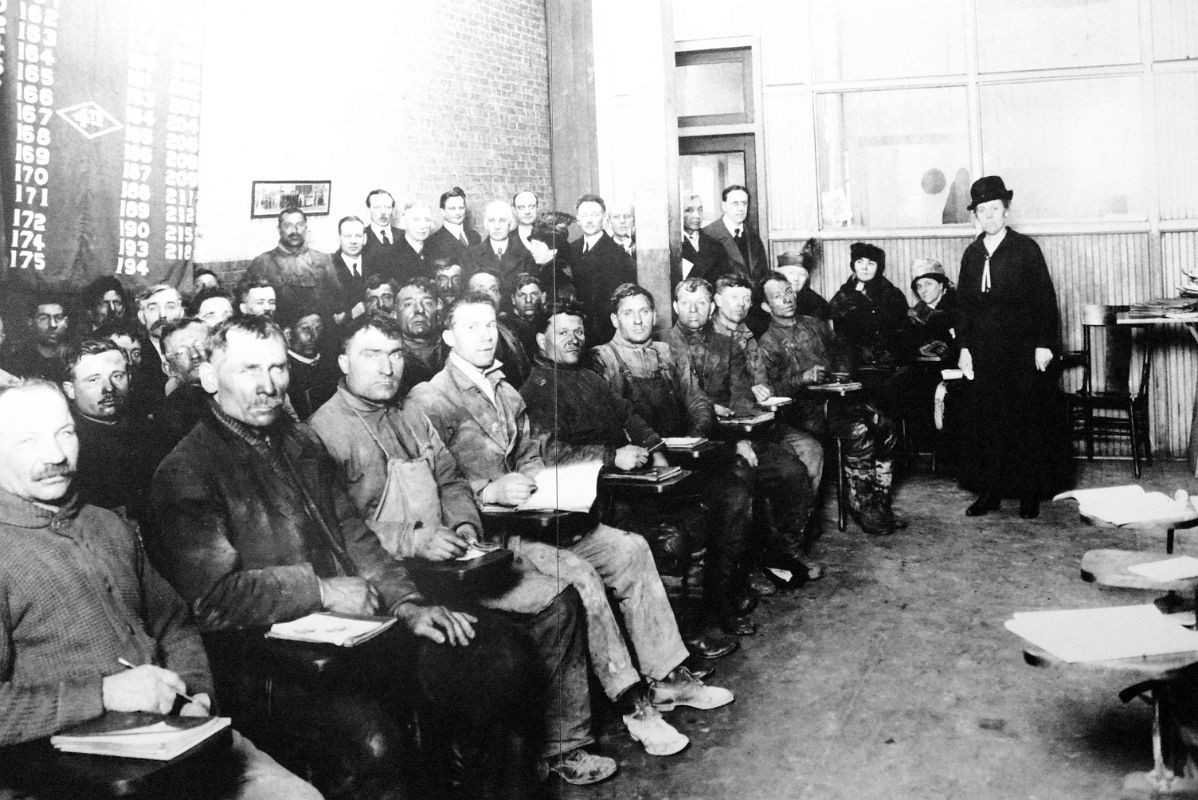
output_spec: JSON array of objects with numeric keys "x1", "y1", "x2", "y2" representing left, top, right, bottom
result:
[
  {"x1": 722, "y1": 217, "x2": 744, "y2": 237},
  {"x1": 584, "y1": 231, "x2": 603, "y2": 248},
  {"x1": 442, "y1": 221, "x2": 464, "y2": 235},
  {"x1": 449, "y1": 352, "x2": 505, "y2": 406}
]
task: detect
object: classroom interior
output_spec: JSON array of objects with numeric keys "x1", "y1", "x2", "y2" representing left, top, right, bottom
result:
[{"x1": 7, "y1": 0, "x2": 1198, "y2": 798}]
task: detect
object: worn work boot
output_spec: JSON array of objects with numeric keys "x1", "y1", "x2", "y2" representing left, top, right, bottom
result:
[
  {"x1": 649, "y1": 665, "x2": 735, "y2": 711},
  {"x1": 851, "y1": 505, "x2": 895, "y2": 536},
  {"x1": 623, "y1": 696, "x2": 689, "y2": 756},
  {"x1": 542, "y1": 748, "x2": 618, "y2": 786}
]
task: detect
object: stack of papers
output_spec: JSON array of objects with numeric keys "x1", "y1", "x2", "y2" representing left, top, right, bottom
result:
[
  {"x1": 758, "y1": 396, "x2": 793, "y2": 409},
  {"x1": 1005, "y1": 604, "x2": 1198, "y2": 663},
  {"x1": 51, "y1": 713, "x2": 231, "y2": 760},
  {"x1": 718, "y1": 411, "x2": 775, "y2": 425},
  {"x1": 481, "y1": 461, "x2": 603, "y2": 514},
  {"x1": 1053, "y1": 485, "x2": 1197, "y2": 526},
  {"x1": 604, "y1": 465, "x2": 682, "y2": 483},
  {"x1": 267, "y1": 612, "x2": 396, "y2": 647}
]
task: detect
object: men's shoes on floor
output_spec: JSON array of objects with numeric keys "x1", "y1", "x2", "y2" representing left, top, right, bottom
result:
[
  {"x1": 649, "y1": 666, "x2": 735, "y2": 711},
  {"x1": 966, "y1": 493, "x2": 1001, "y2": 516},
  {"x1": 747, "y1": 568, "x2": 778, "y2": 597},
  {"x1": 851, "y1": 508, "x2": 894, "y2": 536},
  {"x1": 719, "y1": 614, "x2": 757, "y2": 636},
  {"x1": 885, "y1": 509, "x2": 910, "y2": 530},
  {"x1": 623, "y1": 698, "x2": 689, "y2": 756},
  {"x1": 543, "y1": 748, "x2": 618, "y2": 785},
  {"x1": 1019, "y1": 496, "x2": 1040, "y2": 519},
  {"x1": 685, "y1": 632, "x2": 739, "y2": 660}
]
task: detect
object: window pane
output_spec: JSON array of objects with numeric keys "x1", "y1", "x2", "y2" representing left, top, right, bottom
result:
[
  {"x1": 1153, "y1": 0, "x2": 1198, "y2": 62},
  {"x1": 977, "y1": 0, "x2": 1140, "y2": 72},
  {"x1": 677, "y1": 61, "x2": 746, "y2": 118},
  {"x1": 811, "y1": 0, "x2": 965, "y2": 82},
  {"x1": 816, "y1": 87, "x2": 971, "y2": 229},
  {"x1": 980, "y1": 77, "x2": 1145, "y2": 221}
]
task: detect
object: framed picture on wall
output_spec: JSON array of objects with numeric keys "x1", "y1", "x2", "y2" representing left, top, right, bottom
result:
[{"x1": 250, "y1": 180, "x2": 332, "y2": 219}]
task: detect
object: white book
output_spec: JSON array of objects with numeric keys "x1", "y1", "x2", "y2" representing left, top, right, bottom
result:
[
  {"x1": 1053, "y1": 485, "x2": 1196, "y2": 526},
  {"x1": 1006, "y1": 604, "x2": 1198, "y2": 663}
]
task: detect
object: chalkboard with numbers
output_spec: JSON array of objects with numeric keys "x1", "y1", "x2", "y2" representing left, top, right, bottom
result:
[{"x1": 0, "y1": 0, "x2": 201, "y2": 293}]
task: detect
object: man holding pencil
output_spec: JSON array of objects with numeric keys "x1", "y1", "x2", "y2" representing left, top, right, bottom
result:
[{"x1": 0, "y1": 379, "x2": 319, "y2": 799}]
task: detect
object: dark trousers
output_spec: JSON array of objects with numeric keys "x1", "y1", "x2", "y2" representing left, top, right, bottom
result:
[
  {"x1": 736, "y1": 441, "x2": 816, "y2": 562},
  {"x1": 208, "y1": 611, "x2": 542, "y2": 800},
  {"x1": 499, "y1": 586, "x2": 593, "y2": 758}
]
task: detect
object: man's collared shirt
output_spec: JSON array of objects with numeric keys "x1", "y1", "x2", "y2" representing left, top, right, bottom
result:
[{"x1": 447, "y1": 351, "x2": 504, "y2": 407}]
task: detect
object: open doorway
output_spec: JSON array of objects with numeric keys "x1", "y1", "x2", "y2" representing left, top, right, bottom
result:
[{"x1": 678, "y1": 134, "x2": 759, "y2": 231}]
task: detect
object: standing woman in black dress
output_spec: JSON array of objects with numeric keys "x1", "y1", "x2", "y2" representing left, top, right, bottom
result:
[{"x1": 956, "y1": 176, "x2": 1062, "y2": 519}]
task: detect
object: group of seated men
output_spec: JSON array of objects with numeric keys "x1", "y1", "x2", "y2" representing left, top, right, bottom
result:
[{"x1": 0, "y1": 182, "x2": 959, "y2": 799}]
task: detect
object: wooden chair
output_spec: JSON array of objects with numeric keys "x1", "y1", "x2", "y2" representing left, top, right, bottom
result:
[{"x1": 1066, "y1": 304, "x2": 1154, "y2": 478}]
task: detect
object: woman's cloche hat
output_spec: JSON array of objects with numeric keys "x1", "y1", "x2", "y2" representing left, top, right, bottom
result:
[{"x1": 967, "y1": 176, "x2": 1013, "y2": 211}]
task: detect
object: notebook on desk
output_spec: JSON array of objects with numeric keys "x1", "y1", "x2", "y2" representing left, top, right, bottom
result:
[
  {"x1": 51, "y1": 713, "x2": 231, "y2": 761},
  {"x1": 602, "y1": 465, "x2": 682, "y2": 483},
  {"x1": 266, "y1": 612, "x2": 397, "y2": 647}
]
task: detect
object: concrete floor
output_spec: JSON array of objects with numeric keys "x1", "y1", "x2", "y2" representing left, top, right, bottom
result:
[{"x1": 560, "y1": 459, "x2": 1198, "y2": 800}]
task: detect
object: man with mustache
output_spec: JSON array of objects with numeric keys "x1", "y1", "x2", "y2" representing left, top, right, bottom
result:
[
  {"x1": 8, "y1": 294, "x2": 70, "y2": 381},
  {"x1": 156, "y1": 317, "x2": 214, "y2": 452},
  {"x1": 0, "y1": 379, "x2": 321, "y2": 800},
  {"x1": 62, "y1": 338, "x2": 164, "y2": 528},
  {"x1": 131, "y1": 284, "x2": 185, "y2": 418},
  {"x1": 149, "y1": 315, "x2": 546, "y2": 798},
  {"x1": 245, "y1": 206, "x2": 341, "y2": 324}
]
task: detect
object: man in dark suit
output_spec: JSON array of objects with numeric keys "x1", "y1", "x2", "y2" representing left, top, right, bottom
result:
[
  {"x1": 570, "y1": 193, "x2": 637, "y2": 345},
  {"x1": 361, "y1": 188, "x2": 404, "y2": 280},
  {"x1": 702, "y1": 185, "x2": 770, "y2": 336},
  {"x1": 332, "y1": 215, "x2": 367, "y2": 324},
  {"x1": 426, "y1": 186, "x2": 480, "y2": 264},
  {"x1": 672, "y1": 193, "x2": 724, "y2": 295},
  {"x1": 506, "y1": 189, "x2": 539, "y2": 265},
  {"x1": 391, "y1": 200, "x2": 435, "y2": 284},
  {"x1": 462, "y1": 199, "x2": 534, "y2": 302}
]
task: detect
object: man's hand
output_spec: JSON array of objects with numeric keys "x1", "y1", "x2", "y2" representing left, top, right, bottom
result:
[
  {"x1": 735, "y1": 439, "x2": 758, "y2": 468},
  {"x1": 800, "y1": 365, "x2": 827, "y2": 385},
  {"x1": 179, "y1": 692, "x2": 213, "y2": 718},
  {"x1": 396, "y1": 603, "x2": 478, "y2": 646},
  {"x1": 958, "y1": 348, "x2": 974, "y2": 380},
  {"x1": 1034, "y1": 347, "x2": 1053, "y2": 372},
  {"x1": 413, "y1": 525, "x2": 469, "y2": 561},
  {"x1": 713, "y1": 404, "x2": 734, "y2": 418},
  {"x1": 319, "y1": 576, "x2": 380, "y2": 616},
  {"x1": 613, "y1": 444, "x2": 649, "y2": 471},
  {"x1": 482, "y1": 473, "x2": 537, "y2": 506},
  {"x1": 750, "y1": 384, "x2": 772, "y2": 402},
  {"x1": 101, "y1": 665, "x2": 188, "y2": 714}
]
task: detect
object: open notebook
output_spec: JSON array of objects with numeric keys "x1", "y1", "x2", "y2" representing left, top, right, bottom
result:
[{"x1": 51, "y1": 713, "x2": 230, "y2": 760}]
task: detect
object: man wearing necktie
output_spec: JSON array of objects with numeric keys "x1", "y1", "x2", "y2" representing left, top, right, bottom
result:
[
  {"x1": 362, "y1": 189, "x2": 405, "y2": 281},
  {"x1": 671, "y1": 194, "x2": 722, "y2": 297},
  {"x1": 463, "y1": 199, "x2": 535, "y2": 307},
  {"x1": 332, "y1": 215, "x2": 368, "y2": 324},
  {"x1": 609, "y1": 201, "x2": 637, "y2": 261},
  {"x1": 570, "y1": 193, "x2": 637, "y2": 345},
  {"x1": 426, "y1": 186, "x2": 482, "y2": 263},
  {"x1": 702, "y1": 185, "x2": 771, "y2": 336}
]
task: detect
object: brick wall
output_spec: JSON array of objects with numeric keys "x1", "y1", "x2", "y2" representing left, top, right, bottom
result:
[{"x1": 193, "y1": 0, "x2": 554, "y2": 283}]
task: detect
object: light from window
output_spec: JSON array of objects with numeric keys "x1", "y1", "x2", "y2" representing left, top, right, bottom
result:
[
  {"x1": 980, "y1": 77, "x2": 1145, "y2": 221},
  {"x1": 976, "y1": 0, "x2": 1140, "y2": 73},
  {"x1": 816, "y1": 87, "x2": 971, "y2": 228},
  {"x1": 810, "y1": 0, "x2": 965, "y2": 82}
]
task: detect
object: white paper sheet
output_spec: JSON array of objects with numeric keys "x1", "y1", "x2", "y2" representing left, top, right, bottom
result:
[
  {"x1": 1005, "y1": 604, "x2": 1198, "y2": 663},
  {"x1": 514, "y1": 461, "x2": 602, "y2": 513},
  {"x1": 1128, "y1": 555, "x2": 1198, "y2": 581},
  {"x1": 1053, "y1": 485, "x2": 1196, "y2": 526}
]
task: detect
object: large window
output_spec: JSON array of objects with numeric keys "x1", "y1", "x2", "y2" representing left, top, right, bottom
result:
[
  {"x1": 806, "y1": 0, "x2": 1153, "y2": 231},
  {"x1": 817, "y1": 87, "x2": 970, "y2": 228},
  {"x1": 676, "y1": 48, "x2": 753, "y2": 127}
]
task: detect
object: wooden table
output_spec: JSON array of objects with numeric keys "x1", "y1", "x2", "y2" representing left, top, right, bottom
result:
[
  {"x1": 1081, "y1": 549, "x2": 1198, "y2": 592},
  {"x1": 663, "y1": 440, "x2": 721, "y2": 460}
]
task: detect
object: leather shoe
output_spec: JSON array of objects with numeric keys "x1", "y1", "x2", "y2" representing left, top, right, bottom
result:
[
  {"x1": 966, "y1": 492, "x2": 1000, "y2": 516},
  {"x1": 685, "y1": 633, "x2": 738, "y2": 660},
  {"x1": 719, "y1": 615, "x2": 757, "y2": 636},
  {"x1": 747, "y1": 568, "x2": 778, "y2": 597},
  {"x1": 1019, "y1": 496, "x2": 1040, "y2": 519}
]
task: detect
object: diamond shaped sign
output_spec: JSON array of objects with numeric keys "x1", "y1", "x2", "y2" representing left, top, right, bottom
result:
[{"x1": 56, "y1": 101, "x2": 123, "y2": 140}]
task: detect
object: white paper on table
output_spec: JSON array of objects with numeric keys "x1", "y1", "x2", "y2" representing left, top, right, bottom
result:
[
  {"x1": 940, "y1": 368, "x2": 964, "y2": 380},
  {"x1": 513, "y1": 461, "x2": 602, "y2": 513},
  {"x1": 1128, "y1": 555, "x2": 1198, "y2": 581},
  {"x1": 1053, "y1": 484, "x2": 1196, "y2": 526},
  {"x1": 1005, "y1": 604, "x2": 1198, "y2": 663}
]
